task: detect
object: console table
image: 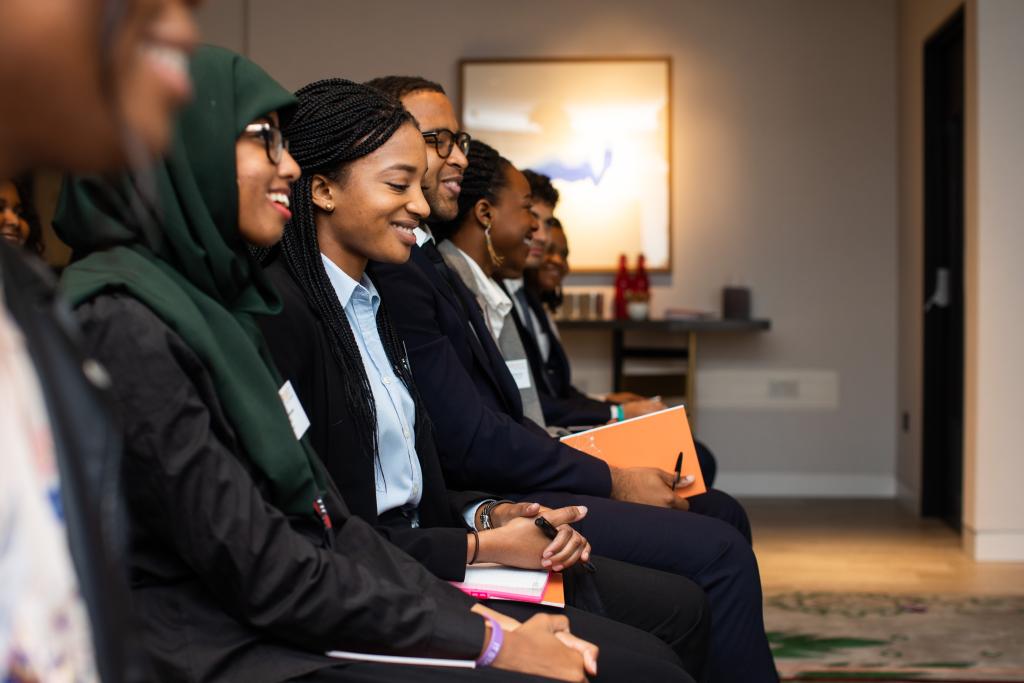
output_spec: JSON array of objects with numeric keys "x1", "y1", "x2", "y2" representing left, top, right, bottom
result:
[{"x1": 556, "y1": 317, "x2": 772, "y2": 416}]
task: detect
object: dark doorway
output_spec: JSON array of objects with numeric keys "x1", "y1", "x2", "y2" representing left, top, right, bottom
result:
[{"x1": 921, "y1": 8, "x2": 965, "y2": 529}]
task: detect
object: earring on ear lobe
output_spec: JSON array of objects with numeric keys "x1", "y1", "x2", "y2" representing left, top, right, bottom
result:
[
  {"x1": 484, "y1": 222, "x2": 504, "y2": 268},
  {"x1": 324, "y1": 203, "x2": 335, "y2": 213}
]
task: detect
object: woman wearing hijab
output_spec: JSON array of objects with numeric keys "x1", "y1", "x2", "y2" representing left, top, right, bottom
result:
[
  {"x1": 53, "y1": 46, "x2": 601, "y2": 683},
  {"x1": 257, "y1": 79, "x2": 709, "y2": 682}
]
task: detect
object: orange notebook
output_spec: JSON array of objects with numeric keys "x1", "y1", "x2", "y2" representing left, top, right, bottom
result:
[
  {"x1": 540, "y1": 572, "x2": 565, "y2": 608},
  {"x1": 560, "y1": 405, "x2": 707, "y2": 498}
]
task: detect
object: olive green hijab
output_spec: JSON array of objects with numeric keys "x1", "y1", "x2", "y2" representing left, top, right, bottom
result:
[{"x1": 55, "y1": 45, "x2": 328, "y2": 520}]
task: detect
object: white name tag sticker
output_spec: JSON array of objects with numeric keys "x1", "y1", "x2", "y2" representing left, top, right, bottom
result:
[
  {"x1": 505, "y1": 359, "x2": 533, "y2": 390},
  {"x1": 278, "y1": 380, "x2": 311, "y2": 441}
]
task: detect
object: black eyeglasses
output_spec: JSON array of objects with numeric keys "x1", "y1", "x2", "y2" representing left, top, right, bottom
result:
[
  {"x1": 243, "y1": 123, "x2": 290, "y2": 164},
  {"x1": 421, "y1": 128, "x2": 471, "y2": 159}
]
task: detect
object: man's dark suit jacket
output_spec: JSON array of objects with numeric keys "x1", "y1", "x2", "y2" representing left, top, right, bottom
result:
[
  {"x1": 368, "y1": 243, "x2": 612, "y2": 497},
  {"x1": 501, "y1": 281, "x2": 613, "y2": 428},
  {"x1": 258, "y1": 259, "x2": 482, "y2": 582},
  {"x1": 505, "y1": 282, "x2": 720, "y2": 487}
]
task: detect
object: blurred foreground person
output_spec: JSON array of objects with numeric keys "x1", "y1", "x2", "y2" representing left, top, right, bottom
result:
[{"x1": 0, "y1": 1, "x2": 199, "y2": 681}]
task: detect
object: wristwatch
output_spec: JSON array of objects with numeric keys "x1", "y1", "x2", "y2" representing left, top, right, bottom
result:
[{"x1": 479, "y1": 499, "x2": 514, "y2": 530}]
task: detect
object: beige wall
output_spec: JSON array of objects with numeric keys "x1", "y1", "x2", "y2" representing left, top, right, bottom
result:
[
  {"x1": 198, "y1": 0, "x2": 901, "y2": 496},
  {"x1": 962, "y1": 0, "x2": 1024, "y2": 561}
]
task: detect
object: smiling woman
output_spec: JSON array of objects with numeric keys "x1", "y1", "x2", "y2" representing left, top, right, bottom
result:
[
  {"x1": 236, "y1": 112, "x2": 301, "y2": 247},
  {"x1": 259, "y1": 78, "x2": 427, "y2": 476},
  {"x1": 0, "y1": 177, "x2": 43, "y2": 254}
]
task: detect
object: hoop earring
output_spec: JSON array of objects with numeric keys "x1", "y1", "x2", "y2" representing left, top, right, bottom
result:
[{"x1": 484, "y1": 222, "x2": 504, "y2": 268}]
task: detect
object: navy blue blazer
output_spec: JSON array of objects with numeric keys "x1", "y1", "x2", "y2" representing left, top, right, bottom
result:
[
  {"x1": 368, "y1": 242, "x2": 612, "y2": 497},
  {"x1": 507, "y1": 282, "x2": 720, "y2": 486},
  {"x1": 500, "y1": 281, "x2": 613, "y2": 428}
]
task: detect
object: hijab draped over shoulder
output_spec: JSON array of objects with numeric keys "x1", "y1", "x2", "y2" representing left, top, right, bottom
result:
[{"x1": 54, "y1": 45, "x2": 328, "y2": 521}]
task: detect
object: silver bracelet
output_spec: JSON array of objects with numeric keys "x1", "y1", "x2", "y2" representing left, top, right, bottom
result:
[{"x1": 479, "y1": 499, "x2": 515, "y2": 530}]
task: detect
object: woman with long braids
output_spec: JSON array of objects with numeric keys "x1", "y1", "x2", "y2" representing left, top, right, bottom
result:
[
  {"x1": 53, "y1": 47, "x2": 603, "y2": 683},
  {"x1": 258, "y1": 78, "x2": 710, "y2": 683}
]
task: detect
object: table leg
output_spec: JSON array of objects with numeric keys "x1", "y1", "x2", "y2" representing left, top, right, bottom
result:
[
  {"x1": 686, "y1": 331, "x2": 697, "y2": 418},
  {"x1": 612, "y1": 328, "x2": 624, "y2": 392}
]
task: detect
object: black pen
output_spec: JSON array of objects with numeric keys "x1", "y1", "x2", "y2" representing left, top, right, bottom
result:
[
  {"x1": 672, "y1": 451, "x2": 683, "y2": 490},
  {"x1": 535, "y1": 516, "x2": 597, "y2": 574}
]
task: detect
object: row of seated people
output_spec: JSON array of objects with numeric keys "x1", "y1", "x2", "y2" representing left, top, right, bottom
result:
[
  {"x1": 435, "y1": 162, "x2": 719, "y2": 487},
  {"x1": 1, "y1": 13, "x2": 777, "y2": 682}
]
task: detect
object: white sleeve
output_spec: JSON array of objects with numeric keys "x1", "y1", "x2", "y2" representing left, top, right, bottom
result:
[{"x1": 461, "y1": 499, "x2": 496, "y2": 530}]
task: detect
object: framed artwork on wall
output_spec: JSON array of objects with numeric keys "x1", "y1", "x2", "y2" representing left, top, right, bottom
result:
[{"x1": 459, "y1": 57, "x2": 672, "y2": 274}]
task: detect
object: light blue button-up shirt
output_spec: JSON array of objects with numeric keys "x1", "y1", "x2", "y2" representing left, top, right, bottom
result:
[{"x1": 321, "y1": 254, "x2": 423, "y2": 519}]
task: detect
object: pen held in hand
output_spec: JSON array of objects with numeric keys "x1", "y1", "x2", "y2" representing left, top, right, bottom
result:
[
  {"x1": 534, "y1": 516, "x2": 597, "y2": 574},
  {"x1": 672, "y1": 451, "x2": 683, "y2": 491}
]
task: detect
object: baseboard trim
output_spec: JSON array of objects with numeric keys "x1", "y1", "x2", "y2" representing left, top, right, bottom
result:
[
  {"x1": 716, "y1": 472, "x2": 897, "y2": 498},
  {"x1": 962, "y1": 526, "x2": 1024, "y2": 561}
]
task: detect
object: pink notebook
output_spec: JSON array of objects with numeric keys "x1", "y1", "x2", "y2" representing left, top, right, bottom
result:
[{"x1": 451, "y1": 564, "x2": 558, "y2": 605}]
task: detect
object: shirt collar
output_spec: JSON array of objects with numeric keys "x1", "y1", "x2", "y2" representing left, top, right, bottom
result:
[
  {"x1": 413, "y1": 225, "x2": 434, "y2": 247},
  {"x1": 320, "y1": 253, "x2": 380, "y2": 312},
  {"x1": 504, "y1": 277, "x2": 525, "y2": 297},
  {"x1": 453, "y1": 246, "x2": 512, "y2": 315}
]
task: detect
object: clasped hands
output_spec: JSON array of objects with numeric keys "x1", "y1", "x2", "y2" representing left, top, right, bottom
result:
[{"x1": 471, "y1": 502, "x2": 590, "y2": 572}]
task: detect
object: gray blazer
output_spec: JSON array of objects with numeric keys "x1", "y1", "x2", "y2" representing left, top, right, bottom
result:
[{"x1": 437, "y1": 240, "x2": 548, "y2": 429}]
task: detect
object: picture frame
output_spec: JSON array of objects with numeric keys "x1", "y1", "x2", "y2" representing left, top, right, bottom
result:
[{"x1": 459, "y1": 57, "x2": 673, "y2": 274}]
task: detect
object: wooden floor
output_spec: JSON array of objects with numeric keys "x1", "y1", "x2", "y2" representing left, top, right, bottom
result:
[{"x1": 745, "y1": 498, "x2": 1024, "y2": 595}]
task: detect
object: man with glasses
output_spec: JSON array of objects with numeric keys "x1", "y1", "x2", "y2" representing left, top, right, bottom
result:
[
  {"x1": 364, "y1": 78, "x2": 472, "y2": 225},
  {"x1": 366, "y1": 77, "x2": 778, "y2": 683}
]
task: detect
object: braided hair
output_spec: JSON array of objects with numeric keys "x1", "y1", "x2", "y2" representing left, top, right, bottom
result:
[
  {"x1": 275, "y1": 78, "x2": 420, "y2": 470},
  {"x1": 432, "y1": 139, "x2": 513, "y2": 242}
]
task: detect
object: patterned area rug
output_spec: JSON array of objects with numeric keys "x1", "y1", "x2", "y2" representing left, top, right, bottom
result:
[{"x1": 766, "y1": 592, "x2": 1024, "y2": 681}]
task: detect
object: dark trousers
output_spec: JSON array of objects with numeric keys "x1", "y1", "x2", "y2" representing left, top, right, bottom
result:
[
  {"x1": 694, "y1": 440, "x2": 718, "y2": 490},
  {"x1": 563, "y1": 555, "x2": 709, "y2": 681},
  {"x1": 373, "y1": 515, "x2": 711, "y2": 680},
  {"x1": 371, "y1": 515, "x2": 710, "y2": 678},
  {"x1": 518, "y1": 489, "x2": 778, "y2": 683},
  {"x1": 293, "y1": 602, "x2": 695, "y2": 682}
]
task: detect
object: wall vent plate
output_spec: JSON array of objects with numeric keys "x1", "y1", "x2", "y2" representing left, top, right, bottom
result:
[{"x1": 697, "y1": 369, "x2": 839, "y2": 410}]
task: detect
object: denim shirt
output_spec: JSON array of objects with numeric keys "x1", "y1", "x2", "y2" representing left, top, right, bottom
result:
[{"x1": 320, "y1": 254, "x2": 423, "y2": 518}]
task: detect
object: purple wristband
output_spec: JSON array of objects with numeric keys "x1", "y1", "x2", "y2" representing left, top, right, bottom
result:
[{"x1": 476, "y1": 615, "x2": 504, "y2": 667}]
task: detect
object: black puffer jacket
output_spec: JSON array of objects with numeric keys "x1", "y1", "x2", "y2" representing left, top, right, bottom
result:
[{"x1": 73, "y1": 292, "x2": 484, "y2": 683}]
